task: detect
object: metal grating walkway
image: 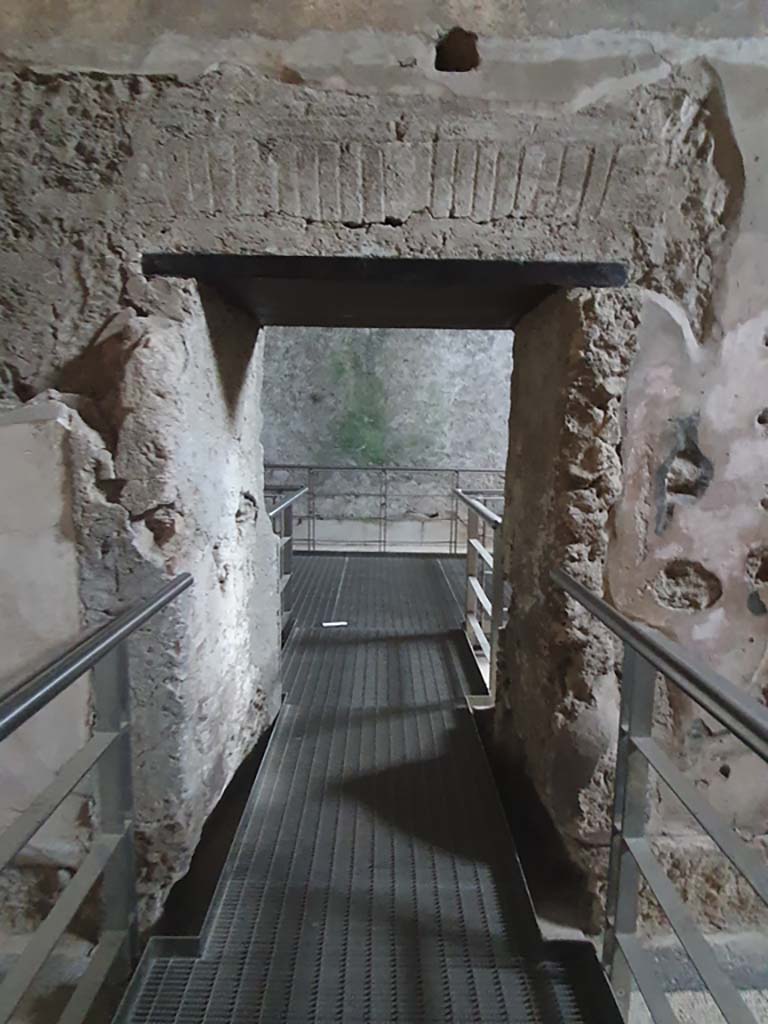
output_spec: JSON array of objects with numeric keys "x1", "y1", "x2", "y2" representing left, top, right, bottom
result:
[{"x1": 116, "y1": 555, "x2": 620, "y2": 1024}]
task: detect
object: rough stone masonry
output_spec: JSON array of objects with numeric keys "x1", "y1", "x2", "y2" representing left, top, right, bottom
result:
[{"x1": 0, "y1": 6, "x2": 767, "y2": 934}]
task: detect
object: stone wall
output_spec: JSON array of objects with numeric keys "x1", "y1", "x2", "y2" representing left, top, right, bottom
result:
[
  {"x1": 0, "y1": 405, "x2": 90, "y2": 931},
  {"x1": 263, "y1": 326, "x2": 513, "y2": 471},
  {"x1": 498, "y1": 58, "x2": 768, "y2": 928},
  {"x1": 0, "y1": 23, "x2": 767, "y2": 932},
  {"x1": 0, "y1": 3, "x2": 764, "y2": 80},
  {"x1": 499, "y1": 289, "x2": 640, "y2": 925},
  {"x1": 0, "y1": 287, "x2": 281, "y2": 930}
]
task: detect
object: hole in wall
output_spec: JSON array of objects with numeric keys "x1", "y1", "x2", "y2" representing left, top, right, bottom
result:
[
  {"x1": 654, "y1": 415, "x2": 713, "y2": 534},
  {"x1": 719, "y1": 763, "x2": 731, "y2": 779},
  {"x1": 746, "y1": 545, "x2": 768, "y2": 585},
  {"x1": 757, "y1": 407, "x2": 768, "y2": 432},
  {"x1": 435, "y1": 27, "x2": 480, "y2": 72},
  {"x1": 650, "y1": 559, "x2": 723, "y2": 611}
]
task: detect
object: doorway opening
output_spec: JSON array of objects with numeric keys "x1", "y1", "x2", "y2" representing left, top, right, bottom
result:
[{"x1": 144, "y1": 252, "x2": 628, "y2": 933}]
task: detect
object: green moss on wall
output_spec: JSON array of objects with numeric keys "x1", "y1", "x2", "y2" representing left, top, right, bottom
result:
[{"x1": 330, "y1": 342, "x2": 396, "y2": 465}]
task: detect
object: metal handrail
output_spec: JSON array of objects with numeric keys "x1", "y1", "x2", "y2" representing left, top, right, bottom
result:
[
  {"x1": 266, "y1": 490, "x2": 306, "y2": 637},
  {"x1": 267, "y1": 462, "x2": 505, "y2": 474},
  {"x1": 265, "y1": 463, "x2": 505, "y2": 555},
  {"x1": 552, "y1": 568, "x2": 768, "y2": 761},
  {"x1": 0, "y1": 573, "x2": 193, "y2": 1024},
  {"x1": 267, "y1": 486, "x2": 308, "y2": 521},
  {"x1": 0, "y1": 574, "x2": 193, "y2": 744},
  {"x1": 453, "y1": 490, "x2": 506, "y2": 706},
  {"x1": 551, "y1": 566, "x2": 768, "y2": 1023},
  {"x1": 453, "y1": 488, "x2": 503, "y2": 527}
]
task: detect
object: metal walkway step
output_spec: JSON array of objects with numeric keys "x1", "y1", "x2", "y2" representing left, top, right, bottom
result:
[{"x1": 115, "y1": 555, "x2": 621, "y2": 1024}]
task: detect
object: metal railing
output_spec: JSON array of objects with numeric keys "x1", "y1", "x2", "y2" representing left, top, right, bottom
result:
[
  {"x1": 264, "y1": 464, "x2": 505, "y2": 554},
  {"x1": 454, "y1": 488, "x2": 506, "y2": 707},
  {"x1": 552, "y1": 567, "x2": 768, "y2": 1023},
  {"x1": 0, "y1": 573, "x2": 193, "y2": 1024},
  {"x1": 267, "y1": 487, "x2": 308, "y2": 637}
]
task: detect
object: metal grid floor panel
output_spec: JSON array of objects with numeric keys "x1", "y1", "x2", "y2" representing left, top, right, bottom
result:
[
  {"x1": 284, "y1": 555, "x2": 469, "y2": 709},
  {"x1": 118, "y1": 556, "x2": 614, "y2": 1024}
]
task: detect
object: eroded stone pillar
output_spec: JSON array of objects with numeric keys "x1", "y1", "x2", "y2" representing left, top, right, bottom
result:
[
  {"x1": 495, "y1": 287, "x2": 641, "y2": 923},
  {"x1": 0, "y1": 282, "x2": 282, "y2": 931}
]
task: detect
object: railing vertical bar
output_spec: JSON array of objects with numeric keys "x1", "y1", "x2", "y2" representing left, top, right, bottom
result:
[
  {"x1": 489, "y1": 525, "x2": 504, "y2": 705},
  {"x1": 465, "y1": 508, "x2": 479, "y2": 643},
  {"x1": 603, "y1": 645, "x2": 656, "y2": 1018},
  {"x1": 283, "y1": 502, "x2": 294, "y2": 629},
  {"x1": 92, "y1": 642, "x2": 139, "y2": 976},
  {"x1": 308, "y1": 467, "x2": 316, "y2": 552}
]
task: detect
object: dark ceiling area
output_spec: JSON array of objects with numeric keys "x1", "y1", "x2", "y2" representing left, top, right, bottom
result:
[{"x1": 142, "y1": 254, "x2": 628, "y2": 330}]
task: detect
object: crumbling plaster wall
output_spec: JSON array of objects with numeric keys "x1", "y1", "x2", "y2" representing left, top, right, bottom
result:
[
  {"x1": 0, "y1": 25, "x2": 767, "y2": 930},
  {"x1": 0, "y1": 3, "x2": 764, "y2": 81},
  {"x1": 0, "y1": 284, "x2": 281, "y2": 930},
  {"x1": 64, "y1": 288, "x2": 282, "y2": 927},
  {"x1": 0, "y1": 405, "x2": 90, "y2": 932},
  {"x1": 500, "y1": 59, "x2": 768, "y2": 929}
]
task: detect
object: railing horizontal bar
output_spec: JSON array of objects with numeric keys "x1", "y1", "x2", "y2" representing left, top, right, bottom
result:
[
  {"x1": 615, "y1": 934, "x2": 678, "y2": 1024},
  {"x1": 0, "y1": 574, "x2": 193, "y2": 744},
  {"x1": 631, "y1": 735, "x2": 768, "y2": 904},
  {"x1": 551, "y1": 568, "x2": 768, "y2": 763},
  {"x1": 625, "y1": 837, "x2": 758, "y2": 1024},
  {"x1": 467, "y1": 614, "x2": 491, "y2": 659},
  {"x1": 0, "y1": 832, "x2": 124, "y2": 1024},
  {"x1": 0, "y1": 732, "x2": 120, "y2": 873},
  {"x1": 304, "y1": 491, "x2": 469, "y2": 498},
  {"x1": 266, "y1": 462, "x2": 505, "y2": 474},
  {"x1": 469, "y1": 538, "x2": 494, "y2": 569},
  {"x1": 468, "y1": 576, "x2": 492, "y2": 616},
  {"x1": 454, "y1": 488, "x2": 502, "y2": 527},
  {"x1": 267, "y1": 487, "x2": 308, "y2": 520},
  {"x1": 58, "y1": 930, "x2": 127, "y2": 1024}
]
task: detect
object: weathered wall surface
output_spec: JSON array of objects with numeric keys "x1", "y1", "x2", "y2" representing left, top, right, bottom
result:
[
  {"x1": 500, "y1": 289, "x2": 640, "y2": 924},
  {"x1": 63, "y1": 288, "x2": 282, "y2": 926},
  {"x1": 0, "y1": 4, "x2": 765, "y2": 83},
  {"x1": 499, "y1": 56, "x2": 768, "y2": 929},
  {"x1": 262, "y1": 326, "x2": 512, "y2": 468},
  {"x1": 601, "y1": 62, "x2": 768, "y2": 928},
  {"x1": 0, "y1": 288, "x2": 281, "y2": 929},
  {"x1": 0, "y1": 26, "x2": 767, "y2": 931},
  {"x1": 0, "y1": 406, "x2": 90, "y2": 931}
]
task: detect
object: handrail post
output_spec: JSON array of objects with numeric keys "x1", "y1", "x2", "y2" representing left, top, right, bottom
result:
[
  {"x1": 603, "y1": 644, "x2": 656, "y2": 1019},
  {"x1": 307, "y1": 467, "x2": 316, "y2": 552},
  {"x1": 380, "y1": 469, "x2": 388, "y2": 553},
  {"x1": 283, "y1": 503, "x2": 294, "y2": 577},
  {"x1": 465, "y1": 508, "x2": 479, "y2": 636},
  {"x1": 451, "y1": 470, "x2": 460, "y2": 554},
  {"x1": 92, "y1": 640, "x2": 138, "y2": 976},
  {"x1": 282, "y1": 503, "x2": 294, "y2": 634},
  {"x1": 488, "y1": 524, "x2": 504, "y2": 705}
]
